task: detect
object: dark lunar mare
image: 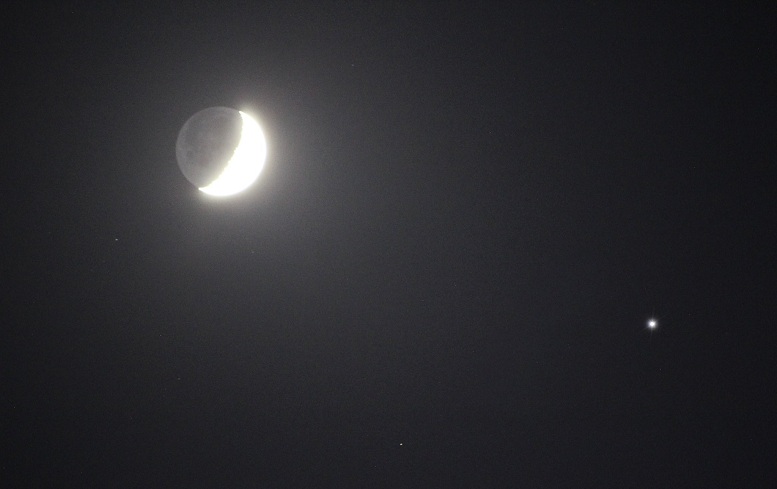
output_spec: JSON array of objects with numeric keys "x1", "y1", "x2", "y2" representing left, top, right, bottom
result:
[{"x1": 176, "y1": 107, "x2": 243, "y2": 188}]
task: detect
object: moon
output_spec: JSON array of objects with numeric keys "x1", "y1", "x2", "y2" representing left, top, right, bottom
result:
[{"x1": 175, "y1": 106, "x2": 267, "y2": 197}]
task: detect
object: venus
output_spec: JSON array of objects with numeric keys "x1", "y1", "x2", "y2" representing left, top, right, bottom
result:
[{"x1": 175, "y1": 106, "x2": 267, "y2": 196}]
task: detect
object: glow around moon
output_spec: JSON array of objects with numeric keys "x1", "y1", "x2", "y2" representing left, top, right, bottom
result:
[{"x1": 199, "y1": 111, "x2": 267, "y2": 197}]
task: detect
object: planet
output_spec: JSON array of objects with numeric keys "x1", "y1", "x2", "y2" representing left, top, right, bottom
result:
[{"x1": 175, "y1": 106, "x2": 267, "y2": 196}]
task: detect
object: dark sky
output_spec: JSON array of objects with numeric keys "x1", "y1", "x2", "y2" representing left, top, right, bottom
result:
[{"x1": 3, "y1": 2, "x2": 772, "y2": 487}]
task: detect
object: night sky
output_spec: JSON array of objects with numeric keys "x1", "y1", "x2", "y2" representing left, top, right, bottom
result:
[{"x1": 3, "y1": 3, "x2": 772, "y2": 487}]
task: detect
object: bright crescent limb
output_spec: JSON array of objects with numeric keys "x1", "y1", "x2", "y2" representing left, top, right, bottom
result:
[{"x1": 199, "y1": 111, "x2": 267, "y2": 196}]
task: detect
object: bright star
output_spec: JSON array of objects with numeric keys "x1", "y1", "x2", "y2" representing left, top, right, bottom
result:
[{"x1": 647, "y1": 318, "x2": 658, "y2": 329}]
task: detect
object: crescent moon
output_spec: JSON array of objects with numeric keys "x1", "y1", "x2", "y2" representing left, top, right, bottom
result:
[{"x1": 199, "y1": 111, "x2": 267, "y2": 196}]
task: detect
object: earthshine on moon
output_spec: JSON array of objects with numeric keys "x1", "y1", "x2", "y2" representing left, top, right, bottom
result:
[{"x1": 176, "y1": 106, "x2": 267, "y2": 196}]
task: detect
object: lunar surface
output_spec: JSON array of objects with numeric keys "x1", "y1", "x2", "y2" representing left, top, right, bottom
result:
[{"x1": 176, "y1": 106, "x2": 266, "y2": 196}]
